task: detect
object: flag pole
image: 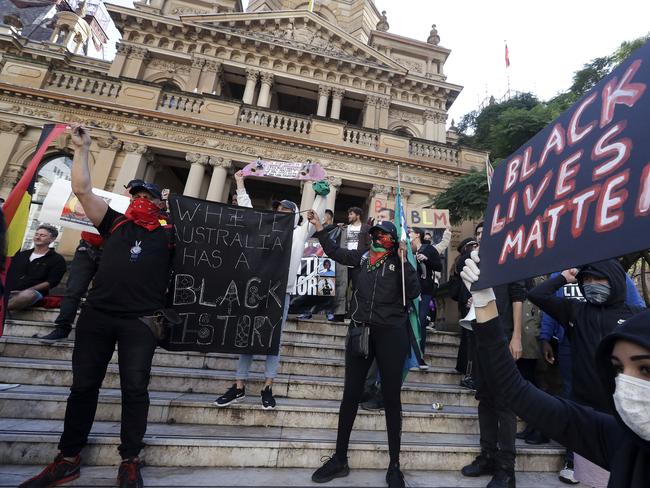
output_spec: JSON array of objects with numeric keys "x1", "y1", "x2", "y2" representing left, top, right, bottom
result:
[{"x1": 398, "y1": 165, "x2": 406, "y2": 307}]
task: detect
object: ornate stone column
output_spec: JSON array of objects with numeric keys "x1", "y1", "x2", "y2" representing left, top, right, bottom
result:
[
  {"x1": 378, "y1": 97, "x2": 390, "y2": 129},
  {"x1": 435, "y1": 112, "x2": 448, "y2": 143},
  {"x1": 363, "y1": 96, "x2": 378, "y2": 129},
  {"x1": 108, "y1": 44, "x2": 130, "y2": 78},
  {"x1": 257, "y1": 72, "x2": 274, "y2": 108},
  {"x1": 0, "y1": 121, "x2": 27, "y2": 184},
  {"x1": 199, "y1": 61, "x2": 222, "y2": 95},
  {"x1": 206, "y1": 156, "x2": 231, "y2": 202},
  {"x1": 93, "y1": 136, "x2": 122, "y2": 190},
  {"x1": 184, "y1": 153, "x2": 209, "y2": 197},
  {"x1": 424, "y1": 110, "x2": 436, "y2": 141},
  {"x1": 113, "y1": 143, "x2": 149, "y2": 192},
  {"x1": 369, "y1": 184, "x2": 392, "y2": 220},
  {"x1": 188, "y1": 58, "x2": 206, "y2": 93},
  {"x1": 330, "y1": 88, "x2": 345, "y2": 120},
  {"x1": 122, "y1": 47, "x2": 149, "y2": 79},
  {"x1": 242, "y1": 69, "x2": 259, "y2": 105},
  {"x1": 317, "y1": 86, "x2": 331, "y2": 117},
  {"x1": 326, "y1": 176, "x2": 342, "y2": 212},
  {"x1": 300, "y1": 180, "x2": 316, "y2": 212}
]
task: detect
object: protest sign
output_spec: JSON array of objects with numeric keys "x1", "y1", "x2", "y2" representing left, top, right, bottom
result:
[
  {"x1": 162, "y1": 195, "x2": 294, "y2": 355},
  {"x1": 241, "y1": 159, "x2": 327, "y2": 181},
  {"x1": 407, "y1": 208, "x2": 450, "y2": 229},
  {"x1": 40, "y1": 179, "x2": 130, "y2": 233},
  {"x1": 476, "y1": 41, "x2": 650, "y2": 289},
  {"x1": 294, "y1": 238, "x2": 337, "y2": 296}
]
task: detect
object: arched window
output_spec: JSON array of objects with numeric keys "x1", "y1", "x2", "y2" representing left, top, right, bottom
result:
[
  {"x1": 21, "y1": 153, "x2": 72, "y2": 250},
  {"x1": 394, "y1": 127, "x2": 415, "y2": 138}
]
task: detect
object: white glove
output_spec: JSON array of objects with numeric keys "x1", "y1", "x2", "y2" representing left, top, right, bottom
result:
[
  {"x1": 433, "y1": 227, "x2": 452, "y2": 254},
  {"x1": 460, "y1": 250, "x2": 496, "y2": 308}
]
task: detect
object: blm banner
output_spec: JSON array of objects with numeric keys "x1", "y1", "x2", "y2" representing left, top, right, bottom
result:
[
  {"x1": 162, "y1": 195, "x2": 294, "y2": 355},
  {"x1": 476, "y1": 41, "x2": 650, "y2": 289}
]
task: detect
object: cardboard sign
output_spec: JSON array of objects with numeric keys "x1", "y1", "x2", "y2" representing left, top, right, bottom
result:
[
  {"x1": 40, "y1": 179, "x2": 130, "y2": 233},
  {"x1": 162, "y1": 195, "x2": 294, "y2": 355},
  {"x1": 476, "y1": 41, "x2": 650, "y2": 288},
  {"x1": 294, "y1": 238, "x2": 337, "y2": 297},
  {"x1": 407, "y1": 208, "x2": 450, "y2": 229},
  {"x1": 241, "y1": 159, "x2": 327, "y2": 181}
]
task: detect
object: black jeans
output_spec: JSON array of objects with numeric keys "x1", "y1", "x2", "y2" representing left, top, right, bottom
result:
[
  {"x1": 474, "y1": 333, "x2": 517, "y2": 471},
  {"x1": 54, "y1": 242, "x2": 101, "y2": 332},
  {"x1": 418, "y1": 293, "x2": 432, "y2": 355},
  {"x1": 58, "y1": 306, "x2": 157, "y2": 459},
  {"x1": 336, "y1": 323, "x2": 410, "y2": 465}
]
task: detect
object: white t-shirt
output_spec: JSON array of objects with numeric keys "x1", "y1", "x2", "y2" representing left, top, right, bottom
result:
[
  {"x1": 29, "y1": 251, "x2": 47, "y2": 262},
  {"x1": 346, "y1": 224, "x2": 362, "y2": 250}
]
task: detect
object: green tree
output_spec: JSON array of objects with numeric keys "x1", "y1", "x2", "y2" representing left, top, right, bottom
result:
[{"x1": 432, "y1": 169, "x2": 488, "y2": 225}]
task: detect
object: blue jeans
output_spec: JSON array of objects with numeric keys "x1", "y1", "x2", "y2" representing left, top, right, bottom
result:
[{"x1": 235, "y1": 294, "x2": 290, "y2": 381}]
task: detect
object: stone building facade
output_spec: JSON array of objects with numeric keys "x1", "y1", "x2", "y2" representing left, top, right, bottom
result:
[{"x1": 0, "y1": 0, "x2": 486, "y2": 265}]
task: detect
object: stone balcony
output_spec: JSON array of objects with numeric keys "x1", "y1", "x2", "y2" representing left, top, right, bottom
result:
[{"x1": 0, "y1": 62, "x2": 486, "y2": 172}]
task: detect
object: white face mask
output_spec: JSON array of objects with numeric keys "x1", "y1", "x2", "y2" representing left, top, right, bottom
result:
[{"x1": 613, "y1": 373, "x2": 650, "y2": 441}]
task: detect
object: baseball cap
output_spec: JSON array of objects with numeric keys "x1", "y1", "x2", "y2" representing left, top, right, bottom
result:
[
  {"x1": 272, "y1": 199, "x2": 298, "y2": 212},
  {"x1": 368, "y1": 221, "x2": 398, "y2": 241},
  {"x1": 125, "y1": 179, "x2": 145, "y2": 190},
  {"x1": 129, "y1": 181, "x2": 163, "y2": 200}
]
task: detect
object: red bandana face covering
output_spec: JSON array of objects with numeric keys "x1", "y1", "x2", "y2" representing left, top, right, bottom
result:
[
  {"x1": 368, "y1": 233, "x2": 395, "y2": 270},
  {"x1": 125, "y1": 197, "x2": 161, "y2": 231}
]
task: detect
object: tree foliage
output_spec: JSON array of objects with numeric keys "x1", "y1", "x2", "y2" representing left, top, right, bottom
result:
[{"x1": 433, "y1": 169, "x2": 488, "y2": 225}]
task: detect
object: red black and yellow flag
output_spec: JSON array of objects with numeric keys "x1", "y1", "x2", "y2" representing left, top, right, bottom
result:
[{"x1": 0, "y1": 123, "x2": 67, "y2": 337}]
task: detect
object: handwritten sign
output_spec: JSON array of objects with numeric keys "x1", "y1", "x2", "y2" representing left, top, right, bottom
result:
[
  {"x1": 407, "y1": 208, "x2": 450, "y2": 229},
  {"x1": 161, "y1": 195, "x2": 294, "y2": 355},
  {"x1": 294, "y1": 238, "x2": 337, "y2": 296},
  {"x1": 476, "y1": 41, "x2": 650, "y2": 289},
  {"x1": 241, "y1": 159, "x2": 327, "y2": 181}
]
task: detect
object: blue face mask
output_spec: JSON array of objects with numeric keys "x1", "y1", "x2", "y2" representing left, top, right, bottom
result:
[{"x1": 582, "y1": 282, "x2": 611, "y2": 304}]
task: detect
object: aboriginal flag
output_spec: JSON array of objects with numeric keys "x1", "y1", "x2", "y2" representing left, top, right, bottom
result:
[{"x1": 0, "y1": 123, "x2": 67, "y2": 337}]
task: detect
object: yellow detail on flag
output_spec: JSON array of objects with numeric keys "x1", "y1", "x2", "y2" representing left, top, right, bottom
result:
[
  {"x1": 6, "y1": 193, "x2": 33, "y2": 256},
  {"x1": 308, "y1": 0, "x2": 314, "y2": 12}
]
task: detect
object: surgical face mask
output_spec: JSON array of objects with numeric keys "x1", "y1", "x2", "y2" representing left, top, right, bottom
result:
[
  {"x1": 613, "y1": 373, "x2": 650, "y2": 441},
  {"x1": 582, "y1": 282, "x2": 611, "y2": 304}
]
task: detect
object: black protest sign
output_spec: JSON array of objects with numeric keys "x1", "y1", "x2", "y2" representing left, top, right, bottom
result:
[
  {"x1": 161, "y1": 195, "x2": 294, "y2": 355},
  {"x1": 476, "y1": 41, "x2": 650, "y2": 289}
]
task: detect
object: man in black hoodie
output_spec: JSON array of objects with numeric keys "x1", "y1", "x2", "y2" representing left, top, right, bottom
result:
[
  {"x1": 461, "y1": 252, "x2": 650, "y2": 488},
  {"x1": 527, "y1": 259, "x2": 641, "y2": 414}
]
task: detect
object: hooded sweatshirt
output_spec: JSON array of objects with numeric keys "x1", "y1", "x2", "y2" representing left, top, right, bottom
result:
[
  {"x1": 527, "y1": 259, "x2": 641, "y2": 412},
  {"x1": 474, "y1": 311, "x2": 650, "y2": 488}
]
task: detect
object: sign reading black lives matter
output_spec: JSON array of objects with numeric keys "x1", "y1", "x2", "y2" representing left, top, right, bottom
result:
[
  {"x1": 476, "y1": 41, "x2": 650, "y2": 289},
  {"x1": 161, "y1": 195, "x2": 294, "y2": 355}
]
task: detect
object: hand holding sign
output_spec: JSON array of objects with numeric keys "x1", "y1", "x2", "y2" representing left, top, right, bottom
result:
[{"x1": 561, "y1": 268, "x2": 579, "y2": 284}]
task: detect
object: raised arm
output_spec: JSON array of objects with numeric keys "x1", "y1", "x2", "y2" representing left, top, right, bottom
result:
[
  {"x1": 234, "y1": 170, "x2": 253, "y2": 208},
  {"x1": 70, "y1": 125, "x2": 108, "y2": 227},
  {"x1": 527, "y1": 271, "x2": 580, "y2": 328},
  {"x1": 307, "y1": 210, "x2": 363, "y2": 268}
]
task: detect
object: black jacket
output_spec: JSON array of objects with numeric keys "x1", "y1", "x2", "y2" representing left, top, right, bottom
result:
[
  {"x1": 475, "y1": 311, "x2": 650, "y2": 488},
  {"x1": 414, "y1": 243, "x2": 442, "y2": 295},
  {"x1": 315, "y1": 229, "x2": 420, "y2": 327},
  {"x1": 6, "y1": 248, "x2": 67, "y2": 296},
  {"x1": 527, "y1": 259, "x2": 640, "y2": 412}
]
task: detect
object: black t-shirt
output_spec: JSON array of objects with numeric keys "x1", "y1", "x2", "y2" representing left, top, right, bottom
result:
[{"x1": 85, "y1": 207, "x2": 173, "y2": 317}]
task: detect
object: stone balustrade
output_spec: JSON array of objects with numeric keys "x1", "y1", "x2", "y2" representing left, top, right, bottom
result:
[
  {"x1": 158, "y1": 91, "x2": 204, "y2": 114},
  {"x1": 47, "y1": 71, "x2": 122, "y2": 98},
  {"x1": 342, "y1": 126, "x2": 379, "y2": 150},
  {"x1": 238, "y1": 107, "x2": 311, "y2": 135},
  {"x1": 409, "y1": 138, "x2": 459, "y2": 165}
]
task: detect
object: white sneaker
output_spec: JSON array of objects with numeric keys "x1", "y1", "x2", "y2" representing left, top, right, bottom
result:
[
  {"x1": 418, "y1": 363, "x2": 430, "y2": 370},
  {"x1": 559, "y1": 464, "x2": 579, "y2": 484}
]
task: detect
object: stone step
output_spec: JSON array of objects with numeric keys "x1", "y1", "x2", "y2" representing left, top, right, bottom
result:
[
  {"x1": 0, "y1": 356, "x2": 477, "y2": 406},
  {"x1": 0, "y1": 385, "x2": 507, "y2": 435},
  {"x1": 0, "y1": 465, "x2": 585, "y2": 487},
  {"x1": 0, "y1": 418, "x2": 564, "y2": 472},
  {"x1": 0, "y1": 336, "x2": 461, "y2": 383}
]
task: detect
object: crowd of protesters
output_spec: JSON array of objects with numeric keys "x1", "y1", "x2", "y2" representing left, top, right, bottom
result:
[{"x1": 7, "y1": 126, "x2": 649, "y2": 488}]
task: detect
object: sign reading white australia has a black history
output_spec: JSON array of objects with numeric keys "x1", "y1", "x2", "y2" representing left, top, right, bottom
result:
[{"x1": 162, "y1": 195, "x2": 294, "y2": 355}]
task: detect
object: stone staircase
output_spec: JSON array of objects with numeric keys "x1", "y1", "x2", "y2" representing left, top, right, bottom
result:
[{"x1": 0, "y1": 308, "x2": 575, "y2": 487}]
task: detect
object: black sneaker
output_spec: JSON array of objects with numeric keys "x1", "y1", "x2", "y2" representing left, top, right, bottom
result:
[
  {"x1": 487, "y1": 468, "x2": 515, "y2": 488},
  {"x1": 38, "y1": 328, "x2": 70, "y2": 343},
  {"x1": 459, "y1": 375, "x2": 476, "y2": 390},
  {"x1": 261, "y1": 385, "x2": 276, "y2": 409},
  {"x1": 360, "y1": 394, "x2": 384, "y2": 411},
  {"x1": 214, "y1": 383, "x2": 245, "y2": 407},
  {"x1": 386, "y1": 462, "x2": 406, "y2": 488},
  {"x1": 461, "y1": 453, "x2": 495, "y2": 477},
  {"x1": 311, "y1": 454, "x2": 350, "y2": 483},
  {"x1": 117, "y1": 457, "x2": 143, "y2": 488},
  {"x1": 19, "y1": 453, "x2": 81, "y2": 487},
  {"x1": 524, "y1": 428, "x2": 549, "y2": 445}
]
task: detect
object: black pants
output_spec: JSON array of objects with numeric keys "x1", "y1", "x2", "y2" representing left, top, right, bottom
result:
[
  {"x1": 474, "y1": 333, "x2": 516, "y2": 471},
  {"x1": 54, "y1": 243, "x2": 101, "y2": 332},
  {"x1": 336, "y1": 324, "x2": 409, "y2": 465},
  {"x1": 58, "y1": 306, "x2": 157, "y2": 459}
]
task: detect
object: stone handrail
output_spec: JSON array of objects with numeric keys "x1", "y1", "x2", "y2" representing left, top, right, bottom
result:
[
  {"x1": 342, "y1": 126, "x2": 379, "y2": 150},
  {"x1": 47, "y1": 71, "x2": 122, "y2": 98},
  {"x1": 238, "y1": 107, "x2": 311, "y2": 134},
  {"x1": 409, "y1": 139, "x2": 459, "y2": 165},
  {"x1": 158, "y1": 91, "x2": 204, "y2": 114}
]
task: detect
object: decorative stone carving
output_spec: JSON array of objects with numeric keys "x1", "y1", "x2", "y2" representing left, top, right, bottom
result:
[
  {"x1": 390, "y1": 109, "x2": 419, "y2": 122},
  {"x1": 376, "y1": 11, "x2": 389, "y2": 32},
  {"x1": 123, "y1": 142, "x2": 148, "y2": 154},
  {"x1": 96, "y1": 137, "x2": 122, "y2": 151},
  {"x1": 318, "y1": 85, "x2": 332, "y2": 97},
  {"x1": 400, "y1": 188, "x2": 413, "y2": 199},
  {"x1": 186, "y1": 153, "x2": 210, "y2": 165},
  {"x1": 395, "y1": 57, "x2": 423, "y2": 74},
  {"x1": 327, "y1": 176, "x2": 342, "y2": 189},
  {"x1": 370, "y1": 184, "x2": 392, "y2": 197},
  {"x1": 129, "y1": 47, "x2": 149, "y2": 60},
  {"x1": 331, "y1": 88, "x2": 345, "y2": 100},
  {"x1": 378, "y1": 97, "x2": 390, "y2": 109},
  {"x1": 427, "y1": 24, "x2": 440, "y2": 45},
  {"x1": 364, "y1": 96, "x2": 378, "y2": 107},
  {"x1": 204, "y1": 61, "x2": 222, "y2": 73},
  {"x1": 245, "y1": 69, "x2": 260, "y2": 82},
  {"x1": 209, "y1": 156, "x2": 231, "y2": 168},
  {"x1": 260, "y1": 72, "x2": 275, "y2": 86},
  {"x1": 148, "y1": 59, "x2": 190, "y2": 75},
  {"x1": 191, "y1": 58, "x2": 206, "y2": 69},
  {"x1": 423, "y1": 110, "x2": 436, "y2": 121},
  {"x1": 0, "y1": 121, "x2": 27, "y2": 134}
]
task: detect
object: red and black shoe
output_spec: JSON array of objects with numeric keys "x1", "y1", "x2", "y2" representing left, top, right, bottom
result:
[
  {"x1": 19, "y1": 453, "x2": 81, "y2": 487},
  {"x1": 117, "y1": 457, "x2": 143, "y2": 488}
]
